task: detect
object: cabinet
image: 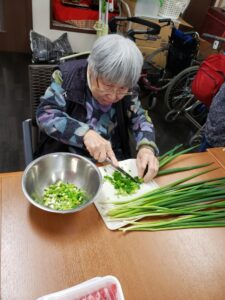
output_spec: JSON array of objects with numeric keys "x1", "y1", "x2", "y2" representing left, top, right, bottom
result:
[
  {"x1": 200, "y1": 7, "x2": 225, "y2": 37},
  {"x1": 182, "y1": 0, "x2": 215, "y2": 32}
]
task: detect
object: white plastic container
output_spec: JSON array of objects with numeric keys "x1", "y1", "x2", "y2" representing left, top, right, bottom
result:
[
  {"x1": 37, "y1": 275, "x2": 125, "y2": 300},
  {"x1": 158, "y1": 0, "x2": 190, "y2": 19},
  {"x1": 135, "y1": 0, "x2": 160, "y2": 18}
]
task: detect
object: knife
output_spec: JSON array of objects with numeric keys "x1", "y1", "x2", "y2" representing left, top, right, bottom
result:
[{"x1": 105, "y1": 157, "x2": 139, "y2": 183}]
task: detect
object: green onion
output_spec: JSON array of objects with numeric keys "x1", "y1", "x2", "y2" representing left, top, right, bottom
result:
[
  {"x1": 105, "y1": 168, "x2": 225, "y2": 231},
  {"x1": 157, "y1": 162, "x2": 213, "y2": 176},
  {"x1": 102, "y1": 144, "x2": 225, "y2": 232},
  {"x1": 104, "y1": 171, "x2": 143, "y2": 195},
  {"x1": 40, "y1": 181, "x2": 88, "y2": 210},
  {"x1": 158, "y1": 144, "x2": 183, "y2": 162},
  {"x1": 159, "y1": 144, "x2": 200, "y2": 168}
]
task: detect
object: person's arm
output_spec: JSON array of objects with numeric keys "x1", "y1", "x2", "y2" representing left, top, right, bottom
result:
[
  {"x1": 125, "y1": 95, "x2": 159, "y2": 155},
  {"x1": 36, "y1": 70, "x2": 90, "y2": 149},
  {"x1": 125, "y1": 95, "x2": 159, "y2": 182}
]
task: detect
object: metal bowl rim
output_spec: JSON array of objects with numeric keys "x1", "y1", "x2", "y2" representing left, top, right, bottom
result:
[{"x1": 22, "y1": 152, "x2": 103, "y2": 214}]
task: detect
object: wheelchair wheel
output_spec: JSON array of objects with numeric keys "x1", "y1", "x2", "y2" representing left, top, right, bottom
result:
[
  {"x1": 143, "y1": 46, "x2": 172, "y2": 92},
  {"x1": 164, "y1": 65, "x2": 199, "y2": 110},
  {"x1": 189, "y1": 101, "x2": 208, "y2": 125},
  {"x1": 165, "y1": 110, "x2": 181, "y2": 122}
]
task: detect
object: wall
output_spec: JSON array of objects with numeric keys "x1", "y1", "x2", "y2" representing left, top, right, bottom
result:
[
  {"x1": 32, "y1": 0, "x2": 97, "y2": 52},
  {"x1": 182, "y1": 0, "x2": 214, "y2": 32}
]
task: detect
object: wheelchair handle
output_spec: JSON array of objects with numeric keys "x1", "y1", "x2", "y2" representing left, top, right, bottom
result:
[
  {"x1": 127, "y1": 29, "x2": 160, "y2": 42},
  {"x1": 202, "y1": 33, "x2": 225, "y2": 43},
  {"x1": 109, "y1": 16, "x2": 160, "y2": 35}
]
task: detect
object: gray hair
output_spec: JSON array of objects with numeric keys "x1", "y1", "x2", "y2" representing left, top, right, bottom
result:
[{"x1": 87, "y1": 34, "x2": 143, "y2": 88}]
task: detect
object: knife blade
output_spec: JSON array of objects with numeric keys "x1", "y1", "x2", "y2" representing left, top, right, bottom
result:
[{"x1": 105, "y1": 157, "x2": 139, "y2": 183}]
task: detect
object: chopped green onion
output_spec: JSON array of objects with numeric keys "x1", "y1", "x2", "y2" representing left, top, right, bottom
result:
[
  {"x1": 39, "y1": 181, "x2": 88, "y2": 210},
  {"x1": 104, "y1": 171, "x2": 143, "y2": 195}
]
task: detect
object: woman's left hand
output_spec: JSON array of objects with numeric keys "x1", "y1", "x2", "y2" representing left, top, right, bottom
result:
[{"x1": 136, "y1": 147, "x2": 159, "y2": 183}]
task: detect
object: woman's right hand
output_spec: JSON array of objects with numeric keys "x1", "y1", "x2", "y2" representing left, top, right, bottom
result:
[{"x1": 84, "y1": 130, "x2": 118, "y2": 166}]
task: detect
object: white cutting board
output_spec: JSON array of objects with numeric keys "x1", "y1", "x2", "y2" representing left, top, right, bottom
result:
[{"x1": 94, "y1": 159, "x2": 158, "y2": 230}]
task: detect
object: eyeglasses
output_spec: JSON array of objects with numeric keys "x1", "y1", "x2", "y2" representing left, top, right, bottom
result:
[{"x1": 95, "y1": 76, "x2": 137, "y2": 97}]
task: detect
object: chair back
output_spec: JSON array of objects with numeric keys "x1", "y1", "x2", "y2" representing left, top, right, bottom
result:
[
  {"x1": 29, "y1": 52, "x2": 91, "y2": 123},
  {"x1": 29, "y1": 64, "x2": 57, "y2": 124}
]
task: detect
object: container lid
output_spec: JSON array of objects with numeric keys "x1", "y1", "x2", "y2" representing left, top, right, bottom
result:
[{"x1": 37, "y1": 275, "x2": 125, "y2": 300}]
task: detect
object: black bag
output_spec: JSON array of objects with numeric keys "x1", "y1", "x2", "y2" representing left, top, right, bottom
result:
[
  {"x1": 30, "y1": 31, "x2": 73, "y2": 63},
  {"x1": 166, "y1": 28, "x2": 199, "y2": 75}
]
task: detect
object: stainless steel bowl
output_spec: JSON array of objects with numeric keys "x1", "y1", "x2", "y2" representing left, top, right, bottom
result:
[{"x1": 22, "y1": 153, "x2": 102, "y2": 213}]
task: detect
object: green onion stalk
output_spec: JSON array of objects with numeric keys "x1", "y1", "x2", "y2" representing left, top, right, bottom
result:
[
  {"x1": 105, "y1": 168, "x2": 225, "y2": 231},
  {"x1": 158, "y1": 144, "x2": 201, "y2": 170},
  {"x1": 157, "y1": 144, "x2": 214, "y2": 178}
]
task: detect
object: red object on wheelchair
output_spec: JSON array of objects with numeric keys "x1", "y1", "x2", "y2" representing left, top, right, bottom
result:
[{"x1": 191, "y1": 53, "x2": 225, "y2": 107}]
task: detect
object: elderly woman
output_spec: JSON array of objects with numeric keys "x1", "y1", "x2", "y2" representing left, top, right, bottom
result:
[{"x1": 36, "y1": 34, "x2": 159, "y2": 182}]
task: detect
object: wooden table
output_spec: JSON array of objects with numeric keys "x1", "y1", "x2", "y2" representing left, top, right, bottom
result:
[{"x1": 1, "y1": 149, "x2": 225, "y2": 300}]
